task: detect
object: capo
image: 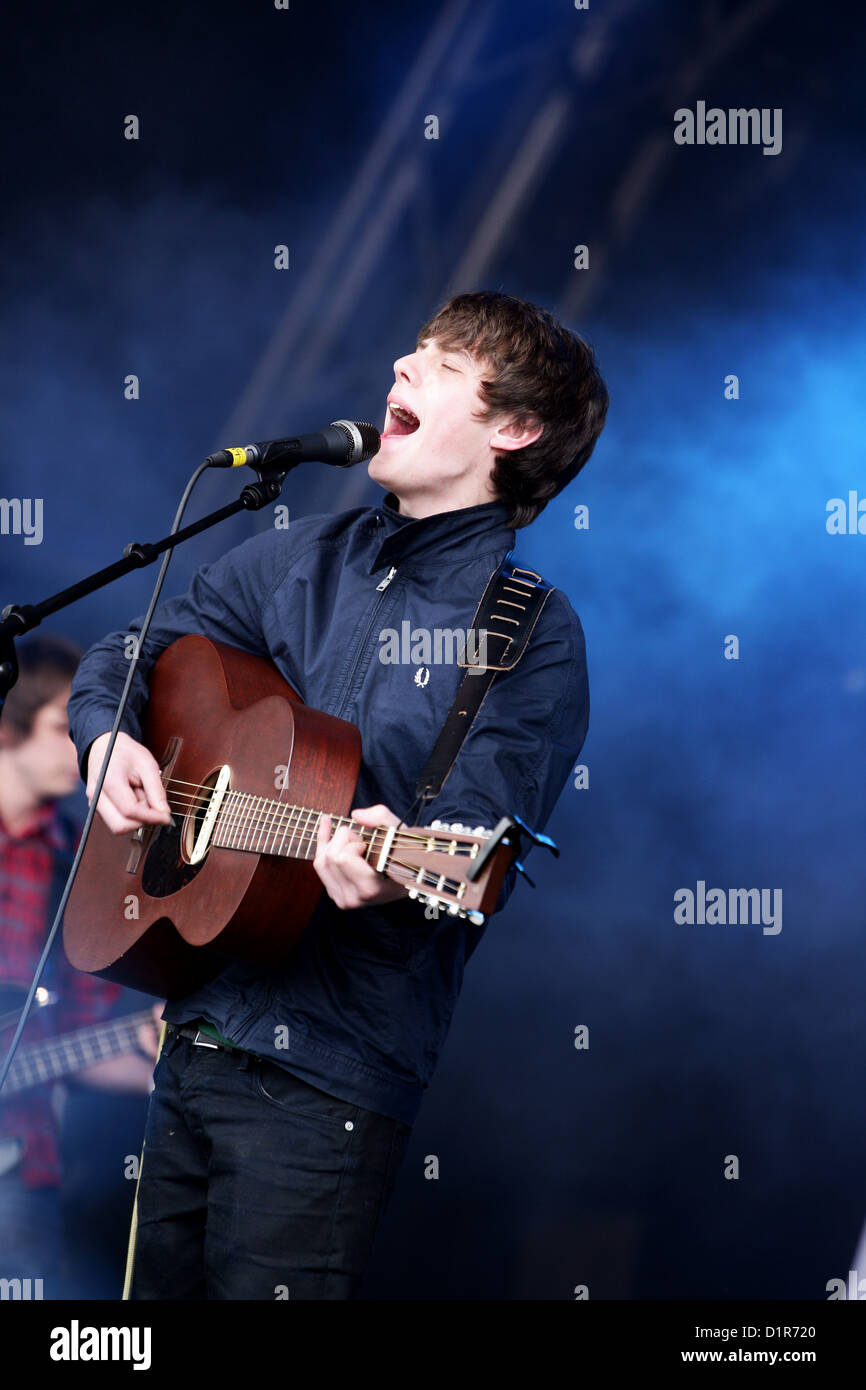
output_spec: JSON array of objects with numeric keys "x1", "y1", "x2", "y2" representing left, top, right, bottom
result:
[{"x1": 465, "y1": 814, "x2": 559, "y2": 887}]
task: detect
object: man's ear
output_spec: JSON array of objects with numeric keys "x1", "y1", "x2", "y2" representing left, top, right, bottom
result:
[{"x1": 489, "y1": 414, "x2": 543, "y2": 453}]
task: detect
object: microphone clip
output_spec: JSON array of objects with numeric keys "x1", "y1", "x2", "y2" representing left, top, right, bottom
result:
[{"x1": 240, "y1": 473, "x2": 288, "y2": 509}]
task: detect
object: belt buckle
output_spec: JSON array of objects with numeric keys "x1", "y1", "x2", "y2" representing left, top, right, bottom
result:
[{"x1": 192, "y1": 1028, "x2": 219, "y2": 1050}]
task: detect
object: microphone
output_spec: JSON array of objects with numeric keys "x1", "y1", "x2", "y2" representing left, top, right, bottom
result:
[{"x1": 206, "y1": 420, "x2": 380, "y2": 472}]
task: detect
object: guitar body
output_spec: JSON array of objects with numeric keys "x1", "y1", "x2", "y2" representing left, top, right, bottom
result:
[{"x1": 63, "y1": 635, "x2": 361, "y2": 998}]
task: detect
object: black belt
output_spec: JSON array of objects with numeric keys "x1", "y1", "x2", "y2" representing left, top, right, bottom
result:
[{"x1": 166, "y1": 1021, "x2": 250, "y2": 1055}]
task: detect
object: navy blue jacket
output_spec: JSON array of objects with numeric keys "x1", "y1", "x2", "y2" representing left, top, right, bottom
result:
[{"x1": 67, "y1": 493, "x2": 589, "y2": 1125}]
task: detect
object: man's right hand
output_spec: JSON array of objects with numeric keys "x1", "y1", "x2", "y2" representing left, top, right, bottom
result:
[{"x1": 85, "y1": 731, "x2": 173, "y2": 836}]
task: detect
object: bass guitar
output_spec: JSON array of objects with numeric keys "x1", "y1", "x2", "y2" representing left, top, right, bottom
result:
[{"x1": 0, "y1": 991, "x2": 155, "y2": 1177}]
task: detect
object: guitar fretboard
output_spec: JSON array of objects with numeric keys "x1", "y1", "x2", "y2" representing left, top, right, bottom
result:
[
  {"x1": 212, "y1": 794, "x2": 389, "y2": 861},
  {"x1": 2, "y1": 1010, "x2": 154, "y2": 1099}
]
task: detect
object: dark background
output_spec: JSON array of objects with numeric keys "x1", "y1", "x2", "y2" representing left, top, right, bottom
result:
[{"x1": 2, "y1": 0, "x2": 865, "y2": 1299}]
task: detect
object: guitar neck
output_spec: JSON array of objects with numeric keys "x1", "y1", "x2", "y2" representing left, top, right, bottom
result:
[
  {"x1": 213, "y1": 795, "x2": 398, "y2": 864},
  {"x1": 1, "y1": 1009, "x2": 154, "y2": 1099}
]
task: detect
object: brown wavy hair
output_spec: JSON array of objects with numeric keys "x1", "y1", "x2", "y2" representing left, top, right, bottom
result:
[
  {"x1": 417, "y1": 290, "x2": 609, "y2": 528},
  {"x1": 1, "y1": 634, "x2": 82, "y2": 743}
]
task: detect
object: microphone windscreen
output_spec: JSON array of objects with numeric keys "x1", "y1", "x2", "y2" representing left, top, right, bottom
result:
[{"x1": 331, "y1": 420, "x2": 381, "y2": 465}]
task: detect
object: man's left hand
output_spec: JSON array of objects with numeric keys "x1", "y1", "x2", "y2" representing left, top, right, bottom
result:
[{"x1": 314, "y1": 804, "x2": 409, "y2": 910}]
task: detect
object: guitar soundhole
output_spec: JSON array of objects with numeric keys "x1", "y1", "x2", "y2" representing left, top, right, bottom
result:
[
  {"x1": 140, "y1": 767, "x2": 226, "y2": 895},
  {"x1": 141, "y1": 818, "x2": 203, "y2": 898}
]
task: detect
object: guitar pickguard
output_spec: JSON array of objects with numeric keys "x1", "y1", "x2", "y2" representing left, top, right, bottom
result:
[{"x1": 141, "y1": 817, "x2": 203, "y2": 898}]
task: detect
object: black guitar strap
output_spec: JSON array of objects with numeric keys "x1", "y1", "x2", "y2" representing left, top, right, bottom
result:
[{"x1": 412, "y1": 549, "x2": 555, "y2": 812}]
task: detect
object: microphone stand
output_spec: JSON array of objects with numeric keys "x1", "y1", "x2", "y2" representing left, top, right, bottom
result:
[
  {"x1": 0, "y1": 469, "x2": 287, "y2": 711},
  {"x1": 0, "y1": 459, "x2": 291, "y2": 1098}
]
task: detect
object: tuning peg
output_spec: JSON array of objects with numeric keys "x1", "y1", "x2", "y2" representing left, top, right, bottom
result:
[
  {"x1": 450, "y1": 822, "x2": 467, "y2": 832},
  {"x1": 466, "y1": 910, "x2": 485, "y2": 926},
  {"x1": 430, "y1": 819, "x2": 444, "y2": 830},
  {"x1": 447, "y1": 903, "x2": 460, "y2": 915},
  {"x1": 408, "y1": 888, "x2": 419, "y2": 899},
  {"x1": 472, "y1": 826, "x2": 486, "y2": 836}
]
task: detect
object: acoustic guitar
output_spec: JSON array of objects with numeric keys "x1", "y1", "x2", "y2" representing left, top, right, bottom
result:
[{"x1": 63, "y1": 634, "x2": 524, "y2": 999}]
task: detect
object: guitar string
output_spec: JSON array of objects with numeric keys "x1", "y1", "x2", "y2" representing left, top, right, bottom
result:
[
  {"x1": 156, "y1": 793, "x2": 463, "y2": 847},
  {"x1": 153, "y1": 774, "x2": 488, "y2": 845},
  {"x1": 97, "y1": 783, "x2": 471, "y2": 893},
  {"x1": 140, "y1": 785, "x2": 480, "y2": 854},
  {"x1": 170, "y1": 805, "x2": 475, "y2": 860},
  {"x1": 168, "y1": 798, "x2": 475, "y2": 869},
  {"x1": 381, "y1": 857, "x2": 465, "y2": 896},
  {"x1": 6, "y1": 1012, "x2": 155, "y2": 1085}
]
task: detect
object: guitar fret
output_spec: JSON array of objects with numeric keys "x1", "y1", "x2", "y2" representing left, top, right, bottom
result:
[
  {"x1": 243, "y1": 794, "x2": 259, "y2": 851},
  {"x1": 225, "y1": 795, "x2": 241, "y2": 845},
  {"x1": 308, "y1": 807, "x2": 322, "y2": 860},
  {"x1": 276, "y1": 803, "x2": 289, "y2": 856},
  {"x1": 264, "y1": 798, "x2": 276, "y2": 850},
  {"x1": 276, "y1": 801, "x2": 293, "y2": 853},
  {"x1": 287, "y1": 806, "x2": 301, "y2": 859},
  {"x1": 279, "y1": 805, "x2": 294, "y2": 857},
  {"x1": 255, "y1": 796, "x2": 270, "y2": 852},
  {"x1": 288, "y1": 805, "x2": 307, "y2": 859},
  {"x1": 231, "y1": 790, "x2": 246, "y2": 848},
  {"x1": 214, "y1": 791, "x2": 228, "y2": 848},
  {"x1": 281, "y1": 804, "x2": 297, "y2": 858},
  {"x1": 233, "y1": 795, "x2": 250, "y2": 845},
  {"x1": 263, "y1": 798, "x2": 281, "y2": 855},
  {"x1": 281, "y1": 803, "x2": 297, "y2": 856},
  {"x1": 219, "y1": 790, "x2": 237, "y2": 849},
  {"x1": 254, "y1": 796, "x2": 269, "y2": 852},
  {"x1": 292, "y1": 806, "x2": 305, "y2": 857},
  {"x1": 76, "y1": 1039, "x2": 98, "y2": 1065},
  {"x1": 231, "y1": 792, "x2": 247, "y2": 849}
]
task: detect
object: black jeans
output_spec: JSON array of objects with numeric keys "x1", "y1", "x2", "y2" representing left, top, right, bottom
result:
[{"x1": 131, "y1": 1028, "x2": 412, "y2": 1300}]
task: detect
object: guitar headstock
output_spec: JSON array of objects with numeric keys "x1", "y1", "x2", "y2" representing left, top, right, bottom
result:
[{"x1": 381, "y1": 819, "x2": 518, "y2": 922}]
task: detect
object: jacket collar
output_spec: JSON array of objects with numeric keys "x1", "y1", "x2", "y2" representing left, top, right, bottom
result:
[{"x1": 369, "y1": 491, "x2": 515, "y2": 573}]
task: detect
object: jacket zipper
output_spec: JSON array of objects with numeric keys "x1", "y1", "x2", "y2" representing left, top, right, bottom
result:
[
  {"x1": 376, "y1": 565, "x2": 397, "y2": 591},
  {"x1": 333, "y1": 567, "x2": 399, "y2": 718}
]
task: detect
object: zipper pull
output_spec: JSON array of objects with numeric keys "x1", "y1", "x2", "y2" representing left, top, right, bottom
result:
[{"x1": 376, "y1": 565, "x2": 397, "y2": 592}]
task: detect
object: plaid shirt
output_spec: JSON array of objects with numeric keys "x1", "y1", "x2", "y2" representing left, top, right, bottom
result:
[{"x1": 0, "y1": 803, "x2": 121, "y2": 1188}]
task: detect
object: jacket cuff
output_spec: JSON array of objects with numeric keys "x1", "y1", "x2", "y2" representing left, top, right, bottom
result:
[{"x1": 71, "y1": 713, "x2": 138, "y2": 782}]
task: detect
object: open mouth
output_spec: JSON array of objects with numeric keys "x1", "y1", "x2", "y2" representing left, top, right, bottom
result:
[{"x1": 384, "y1": 399, "x2": 421, "y2": 438}]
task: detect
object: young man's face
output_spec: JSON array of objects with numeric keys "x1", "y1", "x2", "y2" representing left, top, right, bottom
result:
[
  {"x1": 2, "y1": 688, "x2": 80, "y2": 803},
  {"x1": 368, "y1": 337, "x2": 509, "y2": 513}
]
